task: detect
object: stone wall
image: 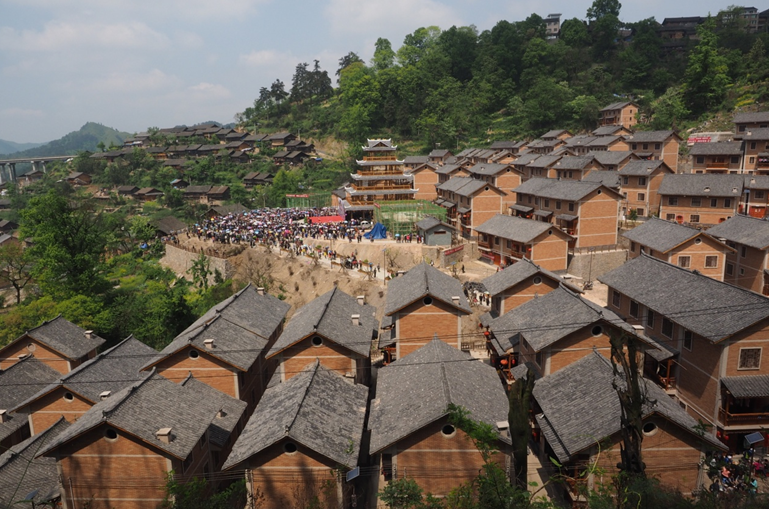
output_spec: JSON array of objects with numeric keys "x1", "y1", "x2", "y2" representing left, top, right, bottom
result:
[
  {"x1": 160, "y1": 244, "x2": 234, "y2": 284},
  {"x1": 567, "y1": 249, "x2": 629, "y2": 280}
]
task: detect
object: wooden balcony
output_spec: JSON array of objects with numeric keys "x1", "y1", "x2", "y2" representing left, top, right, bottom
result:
[
  {"x1": 352, "y1": 183, "x2": 412, "y2": 191},
  {"x1": 362, "y1": 154, "x2": 398, "y2": 161},
  {"x1": 718, "y1": 408, "x2": 769, "y2": 427},
  {"x1": 706, "y1": 162, "x2": 730, "y2": 169}
]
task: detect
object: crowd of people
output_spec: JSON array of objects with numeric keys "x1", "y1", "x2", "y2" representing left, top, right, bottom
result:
[{"x1": 707, "y1": 450, "x2": 763, "y2": 496}]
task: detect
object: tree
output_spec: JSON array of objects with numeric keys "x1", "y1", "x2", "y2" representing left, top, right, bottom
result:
[
  {"x1": 372, "y1": 37, "x2": 396, "y2": 71},
  {"x1": 188, "y1": 252, "x2": 212, "y2": 290},
  {"x1": 586, "y1": 0, "x2": 621, "y2": 21},
  {"x1": 683, "y1": 17, "x2": 730, "y2": 116},
  {"x1": 0, "y1": 242, "x2": 33, "y2": 304},
  {"x1": 560, "y1": 18, "x2": 591, "y2": 48},
  {"x1": 21, "y1": 190, "x2": 113, "y2": 298},
  {"x1": 508, "y1": 369, "x2": 535, "y2": 488},
  {"x1": 337, "y1": 51, "x2": 364, "y2": 81},
  {"x1": 378, "y1": 477, "x2": 424, "y2": 509}
]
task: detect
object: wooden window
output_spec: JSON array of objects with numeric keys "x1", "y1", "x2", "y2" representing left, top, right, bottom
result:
[
  {"x1": 568, "y1": 202, "x2": 575, "y2": 212},
  {"x1": 678, "y1": 256, "x2": 691, "y2": 268},
  {"x1": 683, "y1": 330, "x2": 693, "y2": 351},
  {"x1": 612, "y1": 290, "x2": 621, "y2": 308},
  {"x1": 646, "y1": 309, "x2": 655, "y2": 328},
  {"x1": 623, "y1": 177, "x2": 629, "y2": 185},
  {"x1": 705, "y1": 256, "x2": 718, "y2": 268},
  {"x1": 726, "y1": 263, "x2": 734, "y2": 276},
  {"x1": 668, "y1": 197, "x2": 678, "y2": 206},
  {"x1": 544, "y1": 199, "x2": 550, "y2": 207},
  {"x1": 724, "y1": 198, "x2": 732, "y2": 208},
  {"x1": 661, "y1": 318, "x2": 674, "y2": 338},
  {"x1": 690, "y1": 214, "x2": 700, "y2": 223},
  {"x1": 556, "y1": 201, "x2": 561, "y2": 209},
  {"x1": 696, "y1": 156, "x2": 705, "y2": 164},
  {"x1": 691, "y1": 197, "x2": 701, "y2": 206},
  {"x1": 710, "y1": 198, "x2": 718, "y2": 207},
  {"x1": 755, "y1": 191, "x2": 764, "y2": 199},
  {"x1": 666, "y1": 214, "x2": 675, "y2": 220},
  {"x1": 629, "y1": 300, "x2": 639, "y2": 318},
  {"x1": 739, "y1": 348, "x2": 762, "y2": 370},
  {"x1": 741, "y1": 245, "x2": 747, "y2": 258},
  {"x1": 638, "y1": 177, "x2": 647, "y2": 186}
]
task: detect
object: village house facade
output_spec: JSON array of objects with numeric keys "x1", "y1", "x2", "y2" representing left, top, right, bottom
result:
[
  {"x1": 623, "y1": 217, "x2": 734, "y2": 281},
  {"x1": 707, "y1": 214, "x2": 769, "y2": 295},
  {"x1": 617, "y1": 159, "x2": 673, "y2": 217},
  {"x1": 266, "y1": 288, "x2": 378, "y2": 386},
  {"x1": 381, "y1": 263, "x2": 471, "y2": 360},
  {"x1": 510, "y1": 179, "x2": 622, "y2": 248},
  {"x1": 599, "y1": 253, "x2": 769, "y2": 450},
  {"x1": 475, "y1": 214, "x2": 573, "y2": 271},
  {"x1": 435, "y1": 176, "x2": 507, "y2": 238},
  {"x1": 658, "y1": 174, "x2": 743, "y2": 226},
  {"x1": 623, "y1": 130, "x2": 682, "y2": 172},
  {"x1": 690, "y1": 141, "x2": 743, "y2": 173},
  {"x1": 598, "y1": 101, "x2": 639, "y2": 129}
]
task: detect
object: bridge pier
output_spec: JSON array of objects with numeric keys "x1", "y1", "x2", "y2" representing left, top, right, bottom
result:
[
  {"x1": 8, "y1": 163, "x2": 16, "y2": 182},
  {"x1": 0, "y1": 163, "x2": 5, "y2": 185}
]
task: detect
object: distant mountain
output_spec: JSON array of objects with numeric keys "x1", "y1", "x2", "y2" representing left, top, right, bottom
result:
[
  {"x1": 8, "y1": 122, "x2": 132, "y2": 158},
  {"x1": 0, "y1": 139, "x2": 45, "y2": 156}
]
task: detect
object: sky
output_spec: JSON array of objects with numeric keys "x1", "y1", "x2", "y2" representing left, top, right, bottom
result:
[{"x1": 0, "y1": 0, "x2": 735, "y2": 143}]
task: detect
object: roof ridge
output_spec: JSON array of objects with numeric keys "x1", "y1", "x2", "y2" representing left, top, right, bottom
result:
[
  {"x1": 61, "y1": 335, "x2": 136, "y2": 382},
  {"x1": 285, "y1": 361, "x2": 321, "y2": 436},
  {"x1": 102, "y1": 369, "x2": 156, "y2": 419}
]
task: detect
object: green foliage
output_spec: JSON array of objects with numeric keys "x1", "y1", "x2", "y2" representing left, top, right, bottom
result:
[
  {"x1": 684, "y1": 17, "x2": 731, "y2": 116},
  {"x1": 21, "y1": 190, "x2": 113, "y2": 298},
  {"x1": 161, "y1": 474, "x2": 249, "y2": 509},
  {"x1": 378, "y1": 477, "x2": 425, "y2": 509}
]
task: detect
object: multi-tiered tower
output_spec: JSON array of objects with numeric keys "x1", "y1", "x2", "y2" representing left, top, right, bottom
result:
[{"x1": 344, "y1": 139, "x2": 416, "y2": 206}]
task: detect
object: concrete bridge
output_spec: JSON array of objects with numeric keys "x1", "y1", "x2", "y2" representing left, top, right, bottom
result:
[{"x1": 0, "y1": 155, "x2": 75, "y2": 184}]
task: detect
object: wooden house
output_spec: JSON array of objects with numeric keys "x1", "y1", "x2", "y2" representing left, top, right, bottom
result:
[
  {"x1": 742, "y1": 128, "x2": 769, "y2": 173},
  {"x1": 485, "y1": 285, "x2": 639, "y2": 379},
  {"x1": 0, "y1": 316, "x2": 104, "y2": 374},
  {"x1": 600, "y1": 253, "x2": 769, "y2": 450},
  {"x1": 266, "y1": 288, "x2": 378, "y2": 386},
  {"x1": 623, "y1": 217, "x2": 733, "y2": 281},
  {"x1": 475, "y1": 214, "x2": 573, "y2": 271},
  {"x1": 407, "y1": 163, "x2": 440, "y2": 202},
  {"x1": 345, "y1": 139, "x2": 416, "y2": 206},
  {"x1": 134, "y1": 187, "x2": 164, "y2": 202},
  {"x1": 143, "y1": 284, "x2": 290, "y2": 410},
  {"x1": 734, "y1": 111, "x2": 769, "y2": 136},
  {"x1": 222, "y1": 361, "x2": 367, "y2": 509},
  {"x1": 369, "y1": 339, "x2": 511, "y2": 497},
  {"x1": 658, "y1": 174, "x2": 742, "y2": 226},
  {"x1": 481, "y1": 256, "x2": 581, "y2": 319},
  {"x1": 589, "y1": 150, "x2": 638, "y2": 171},
  {"x1": 598, "y1": 101, "x2": 639, "y2": 129},
  {"x1": 690, "y1": 141, "x2": 743, "y2": 173},
  {"x1": 465, "y1": 162, "x2": 523, "y2": 207},
  {"x1": 510, "y1": 179, "x2": 622, "y2": 248},
  {"x1": 435, "y1": 177, "x2": 507, "y2": 238},
  {"x1": 623, "y1": 130, "x2": 682, "y2": 172},
  {"x1": 12, "y1": 336, "x2": 157, "y2": 435},
  {"x1": 617, "y1": 159, "x2": 673, "y2": 217},
  {"x1": 38, "y1": 370, "x2": 246, "y2": 509},
  {"x1": 533, "y1": 352, "x2": 725, "y2": 505},
  {"x1": 0, "y1": 356, "x2": 60, "y2": 450},
  {"x1": 707, "y1": 214, "x2": 769, "y2": 294},
  {"x1": 381, "y1": 263, "x2": 471, "y2": 360}
]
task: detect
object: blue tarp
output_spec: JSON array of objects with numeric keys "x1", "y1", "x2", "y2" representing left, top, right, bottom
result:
[{"x1": 363, "y1": 222, "x2": 387, "y2": 240}]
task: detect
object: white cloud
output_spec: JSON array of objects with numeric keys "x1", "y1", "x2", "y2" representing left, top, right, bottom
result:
[
  {"x1": 88, "y1": 69, "x2": 181, "y2": 94},
  {"x1": 323, "y1": 0, "x2": 461, "y2": 35},
  {"x1": 239, "y1": 49, "x2": 294, "y2": 67},
  {"x1": 187, "y1": 82, "x2": 232, "y2": 99},
  {"x1": 0, "y1": 21, "x2": 169, "y2": 52}
]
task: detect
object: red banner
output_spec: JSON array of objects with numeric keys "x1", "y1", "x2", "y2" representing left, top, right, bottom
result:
[
  {"x1": 687, "y1": 136, "x2": 711, "y2": 145},
  {"x1": 309, "y1": 215, "x2": 344, "y2": 224},
  {"x1": 444, "y1": 245, "x2": 464, "y2": 256}
]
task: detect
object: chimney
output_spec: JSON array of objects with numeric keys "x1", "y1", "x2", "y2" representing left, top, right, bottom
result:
[
  {"x1": 99, "y1": 391, "x2": 111, "y2": 400},
  {"x1": 17, "y1": 354, "x2": 28, "y2": 361},
  {"x1": 351, "y1": 314, "x2": 360, "y2": 326},
  {"x1": 84, "y1": 330, "x2": 93, "y2": 340},
  {"x1": 257, "y1": 287, "x2": 265, "y2": 296},
  {"x1": 357, "y1": 295, "x2": 365, "y2": 306},
  {"x1": 156, "y1": 428, "x2": 173, "y2": 444},
  {"x1": 0, "y1": 410, "x2": 7, "y2": 423},
  {"x1": 217, "y1": 408, "x2": 227, "y2": 419},
  {"x1": 452, "y1": 296, "x2": 460, "y2": 305},
  {"x1": 204, "y1": 339, "x2": 215, "y2": 350}
]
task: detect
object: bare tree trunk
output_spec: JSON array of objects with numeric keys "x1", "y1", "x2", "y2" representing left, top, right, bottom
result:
[{"x1": 508, "y1": 368, "x2": 535, "y2": 488}]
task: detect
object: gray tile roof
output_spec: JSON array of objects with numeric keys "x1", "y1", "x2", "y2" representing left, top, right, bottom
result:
[
  {"x1": 744, "y1": 175, "x2": 769, "y2": 190},
  {"x1": 39, "y1": 370, "x2": 224, "y2": 460},
  {"x1": 180, "y1": 375, "x2": 247, "y2": 448},
  {"x1": 589, "y1": 151, "x2": 637, "y2": 167},
  {"x1": 223, "y1": 361, "x2": 368, "y2": 469},
  {"x1": 267, "y1": 288, "x2": 378, "y2": 358},
  {"x1": 147, "y1": 284, "x2": 290, "y2": 371},
  {"x1": 623, "y1": 130, "x2": 679, "y2": 143},
  {"x1": 481, "y1": 257, "x2": 580, "y2": 297},
  {"x1": 617, "y1": 159, "x2": 670, "y2": 176},
  {"x1": 734, "y1": 111, "x2": 769, "y2": 124},
  {"x1": 563, "y1": 135, "x2": 598, "y2": 148},
  {"x1": 552, "y1": 156, "x2": 598, "y2": 170},
  {"x1": 598, "y1": 253, "x2": 769, "y2": 343},
  {"x1": 689, "y1": 141, "x2": 743, "y2": 156},
  {"x1": 742, "y1": 128, "x2": 769, "y2": 141},
  {"x1": 487, "y1": 285, "x2": 635, "y2": 354},
  {"x1": 15, "y1": 315, "x2": 105, "y2": 360},
  {"x1": 526, "y1": 155, "x2": 561, "y2": 169},
  {"x1": 384, "y1": 263, "x2": 471, "y2": 316},
  {"x1": 435, "y1": 164, "x2": 462, "y2": 175},
  {"x1": 513, "y1": 178, "x2": 615, "y2": 201},
  {"x1": 621, "y1": 217, "x2": 707, "y2": 253},
  {"x1": 534, "y1": 351, "x2": 724, "y2": 464},
  {"x1": 14, "y1": 336, "x2": 158, "y2": 411},
  {"x1": 706, "y1": 214, "x2": 769, "y2": 249},
  {"x1": 369, "y1": 339, "x2": 511, "y2": 454},
  {"x1": 437, "y1": 177, "x2": 504, "y2": 197},
  {"x1": 415, "y1": 216, "x2": 441, "y2": 230},
  {"x1": 0, "y1": 356, "x2": 60, "y2": 442},
  {"x1": 541, "y1": 129, "x2": 571, "y2": 139},
  {"x1": 592, "y1": 125, "x2": 628, "y2": 136},
  {"x1": 657, "y1": 174, "x2": 744, "y2": 197},
  {"x1": 513, "y1": 153, "x2": 541, "y2": 166},
  {"x1": 0, "y1": 418, "x2": 71, "y2": 507},
  {"x1": 404, "y1": 155, "x2": 429, "y2": 165},
  {"x1": 489, "y1": 141, "x2": 519, "y2": 150},
  {"x1": 721, "y1": 375, "x2": 769, "y2": 398},
  {"x1": 475, "y1": 214, "x2": 569, "y2": 244},
  {"x1": 467, "y1": 163, "x2": 513, "y2": 176},
  {"x1": 582, "y1": 171, "x2": 621, "y2": 189},
  {"x1": 600, "y1": 101, "x2": 634, "y2": 111}
]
